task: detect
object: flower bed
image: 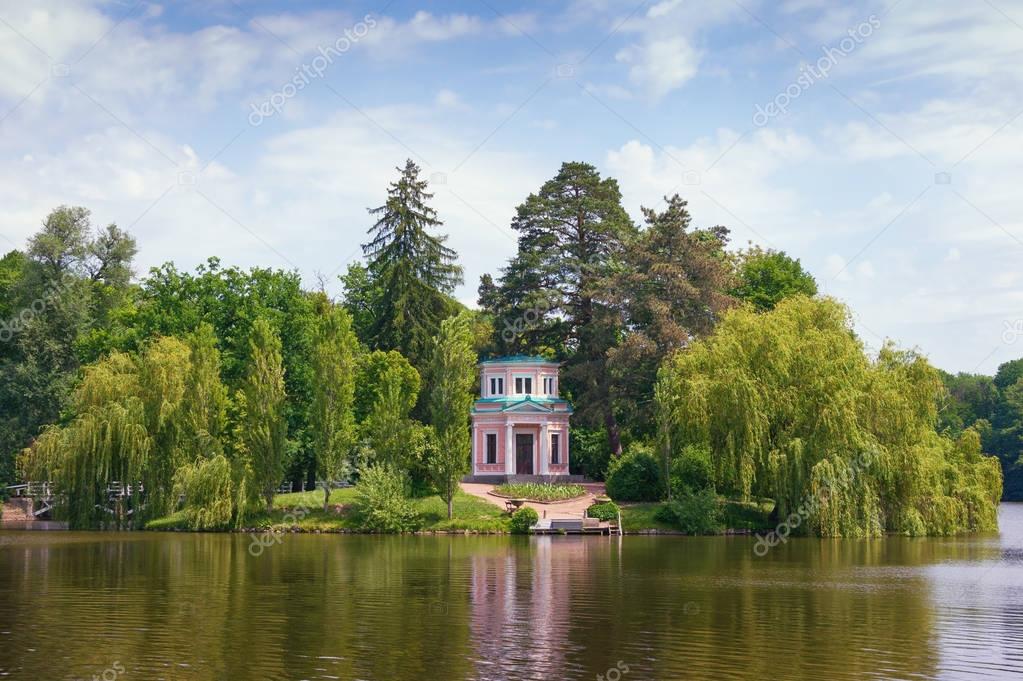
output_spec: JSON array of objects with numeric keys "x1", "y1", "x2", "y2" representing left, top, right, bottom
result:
[{"x1": 492, "y1": 482, "x2": 587, "y2": 502}]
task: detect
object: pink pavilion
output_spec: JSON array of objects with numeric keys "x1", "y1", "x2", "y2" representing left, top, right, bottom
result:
[{"x1": 469, "y1": 356, "x2": 572, "y2": 480}]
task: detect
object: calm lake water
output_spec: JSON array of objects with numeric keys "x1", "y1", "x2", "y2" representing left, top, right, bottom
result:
[{"x1": 1, "y1": 505, "x2": 1021, "y2": 681}]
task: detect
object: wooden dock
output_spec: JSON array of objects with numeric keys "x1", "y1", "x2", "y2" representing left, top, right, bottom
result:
[{"x1": 530, "y1": 518, "x2": 620, "y2": 535}]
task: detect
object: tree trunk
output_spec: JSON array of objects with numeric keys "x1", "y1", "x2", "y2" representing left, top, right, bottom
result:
[
  {"x1": 447, "y1": 482, "x2": 454, "y2": 520},
  {"x1": 604, "y1": 405, "x2": 623, "y2": 458},
  {"x1": 323, "y1": 483, "x2": 330, "y2": 513}
]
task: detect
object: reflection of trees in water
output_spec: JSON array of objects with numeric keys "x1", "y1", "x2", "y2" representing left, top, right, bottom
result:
[{"x1": 2, "y1": 526, "x2": 1021, "y2": 680}]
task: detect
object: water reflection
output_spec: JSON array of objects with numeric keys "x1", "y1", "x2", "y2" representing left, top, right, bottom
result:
[{"x1": 0, "y1": 506, "x2": 1019, "y2": 680}]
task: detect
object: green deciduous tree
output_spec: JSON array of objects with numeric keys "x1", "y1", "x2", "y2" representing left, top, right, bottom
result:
[
  {"x1": 239, "y1": 318, "x2": 287, "y2": 511},
  {"x1": 730, "y1": 246, "x2": 817, "y2": 312},
  {"x1": 1, "y1": 206, "x2": 137, "y2": 487},
  {"x1": 362, "y1": 354, "x2": 424, "y2": 473},
  {"x1": 656, "y1": 296, "x2": 1002, "y2": 537},
  {"x1": 310, "y1": 305, "x2": 359, "y2": 510},
  {"x1": 426, "y1": 311, "x2": 477, "y2": 518}
]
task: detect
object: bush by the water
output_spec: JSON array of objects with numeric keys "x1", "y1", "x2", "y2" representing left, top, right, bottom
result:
[
  {"x1": 586, "y1": 501, "x2": 621, "y2": 521},
  {"x1": 605, "y1": 443, "x2": 663, "y2": 501},
  {"x1": 354, "y1": 466, "x2": 421, "y2": 532},
  {"x1": 669, "y1": 444, "x2": 715, "y2": 497},
  {"x1": 510, "y1": 506, "x2": 539, "y2": 534},
  {"x1": 655, "y1": 489, "x2": 722, "y2": 534}
]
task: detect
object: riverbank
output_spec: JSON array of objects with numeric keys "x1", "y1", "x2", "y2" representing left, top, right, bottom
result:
[{"x1": 138, "y1": 487, "x2": 776, "y2": 535}]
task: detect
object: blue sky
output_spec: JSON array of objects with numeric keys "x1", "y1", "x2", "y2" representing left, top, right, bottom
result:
[{"x1": 1, "y1": 0, "x2": 1021, "y2": 374}]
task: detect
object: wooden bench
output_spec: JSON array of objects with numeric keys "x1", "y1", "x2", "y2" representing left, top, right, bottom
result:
[{"x1": 550, "y1": 518, "x2": 584, "y2": 531}]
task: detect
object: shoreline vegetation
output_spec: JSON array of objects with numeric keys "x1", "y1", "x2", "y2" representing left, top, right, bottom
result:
[
  {"x1": 143, "y1": 488, "x2": 776, "y2": 536},
  {"x1": 3, "y1": 160, "x2": 1008, "y2": 538}
]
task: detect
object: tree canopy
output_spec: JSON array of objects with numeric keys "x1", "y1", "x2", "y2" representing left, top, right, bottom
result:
[
  {"x1": 354, "y1": 159, "x2": 464, "y2": 370},
  {"x1": 731, "y1": 246, "x2": 817, "y2": 312},
  {"x1": 656, "y1": 296, "x2": 1002, "y2": 536}
]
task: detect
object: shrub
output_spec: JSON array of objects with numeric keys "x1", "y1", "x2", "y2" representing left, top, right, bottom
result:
[
  {"x1": 586, "y1": 501, "x2": 620, "y2": 522},
  {"x1": 670, "y1": 443, "x2": 715, "y2": 498},
  {"x1": 569, "y1": 427, "x2": 612, "y2": 480},
  {"x1": 354, "y1": 465, "x2": 421, "y2": 533},
  {"x1": 605, "y1": 443, "x2": 663, "y2": 501},
  {"x1": 509, "y1": 506, "x2": 539, "y2": 534},
  {"x1": 658, "y1": 489, "x2": 722, "y2": 534}
]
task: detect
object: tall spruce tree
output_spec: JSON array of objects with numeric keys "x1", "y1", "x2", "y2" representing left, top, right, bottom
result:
[
  {"x1": 482, "y1": 162, "x2": 635, "y2": 456},
  {"x1": 360, "y1": 159, "x2": 463, "y2": 369}
]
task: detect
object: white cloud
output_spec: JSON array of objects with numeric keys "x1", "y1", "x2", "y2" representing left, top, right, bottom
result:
[
  {"x1": 605, "y1": 128, "x2": 815, "y2": 247},
  {"x1": 826, "y1": 254, "x2": 852, "y2": 282},
  {"x1": 435, "y1": 89, "x2": 464, "y2": 110},
  {"x1": 616, "y1": 37, "x2": 700, "y2": 99}
]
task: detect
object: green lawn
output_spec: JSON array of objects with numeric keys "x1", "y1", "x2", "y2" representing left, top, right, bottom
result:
[
  {"x1": 147, "y1": 487, "x2": 774, "y2": 535},
  {"x1": 146, "y1": 486, "x2": 509, "y2": 533},
  {"x1": 618, "y1": 503, "x2": 678, "y2": 532},
  {"x1": 618, "y1": 496, "x2": 775, "y2": 534}
]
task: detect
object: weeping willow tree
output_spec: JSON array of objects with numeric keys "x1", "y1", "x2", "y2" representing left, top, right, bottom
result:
[
  {"x1": 655, "y1": 296, "x2": 1002, "y2": 537},
  {"x1": 172, "y1": 324, "x2": 236, "y2": 529},
  {"x1": 23, "y1": 331, "x2": 237, "y2": 529},
  {"x1": 24, "y1": 343, "x2": 182, "y2": 529},
  {"x1": 172, "y1": 454, "x2": 234, "y2": 530}
]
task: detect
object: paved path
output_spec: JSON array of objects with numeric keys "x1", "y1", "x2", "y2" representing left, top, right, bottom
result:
[{"x1": 460, "y1": 481, "x2": 606, "y2": 519}]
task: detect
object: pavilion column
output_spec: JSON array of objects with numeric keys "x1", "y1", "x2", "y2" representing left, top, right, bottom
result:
[
  {"x1": 471, "y1": 423, "x2": 478, "y2": 475},
  {"x1": 540, "y1": 423, "x2": 549, "y2": 475},
  {"x1": 504, "y1": 421, "x2": 515, "y2": 476}
]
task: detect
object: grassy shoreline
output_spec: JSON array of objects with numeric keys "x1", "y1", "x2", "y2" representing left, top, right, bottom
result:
[{"x1": 144, "y1": 488, "x2": 776, "y2": 535}]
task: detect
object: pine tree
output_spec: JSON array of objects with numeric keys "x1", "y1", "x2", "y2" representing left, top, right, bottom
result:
[
  {"x1": 240, "y1": 318, "x2": 287, "y2": 511},
  {"x1": 484, "y1": 162, "x2": 634, "y2": 456},
  {"x1": 310, "y1": 305, "x2": 358, "y2": 510},
  {"x1": 361, "y1": 159, "x2": 463, "y2": 369},
  {"x1": 608, "y1": 195, "x2": 735, "y2": 438}
]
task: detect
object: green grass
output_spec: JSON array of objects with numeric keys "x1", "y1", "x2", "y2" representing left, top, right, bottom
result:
[
  {"x1": 146, "y1": 487, "x2": 509, "y2": 533},
  {"x1": 619, "y1": 496, "x2": 775, "y2": 533},
  {"x1": 146, "y1": 486, "x2": 772, "y2": 535},
  {"x1": 619, "y1": 503, "x2": 678, "y2": 532},
  {"x1": 145, "y1": 510, "x2": 190, "y2": 531},
  {"x1": 492, "y1": 482, "x2": 586, "y2": 502}
]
